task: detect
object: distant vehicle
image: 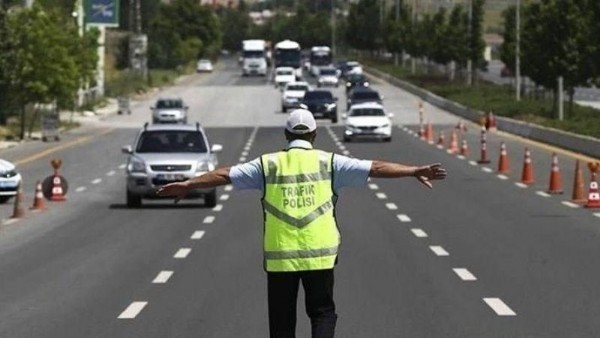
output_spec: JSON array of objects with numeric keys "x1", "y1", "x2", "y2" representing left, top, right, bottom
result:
[
  {"x1": 300, "y1": 89, "x2": 338, "y2": 123},
  {"x1": 281, "y1": 81, "x2": 310, "y2": 112},
  {"x1": 345, "y1": 73, "x2": 370, "y2": 93},
  {"x1": 343, "y1": 61, "x2": 363, "y2": 78},
  {"x1": 274, "y1": 67, "x2": 296, "y2": 89},
  {"x1": 343, "y1": 102, "x2": 392, "y2": 142},
  {"x1": 309, "y1": 46, "x2": 333, "y2": 77},
  {"x1": 241, "y1": 39, "x2": 268, "y2": 76},
  {"x1": 196, "y1": 59, "x2": 213, "y2": 73},
  {"x1": 151, "y1": 98, "x2": 189, "y2": 124},
  {"x1": 346, "y1": 87, "x2": 383, "y2": 110},
  {"x1": 335, "y1": 60, "x2": 349, "y2": 76},
  {"x1": 317, "y1": 67, "x2": 339, "y2": 87},
  {"x1": 0, "y1": 159, "x2": 22, "y2": 204},
  {"x1": 122, "y1": 123, "x2": 223, "y2": 208},
  {"x1": 274, "y1": 40, "x2": 302, "y2": 79}
]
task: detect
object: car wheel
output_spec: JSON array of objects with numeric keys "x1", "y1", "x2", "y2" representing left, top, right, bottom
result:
[
  {"x1": 383, "y1": 137, "x2": 392, "y2": 142},
  {"x1": 331, "y1": 116, "x2": 338, "y2": 124},
  {"x1": 126, "y1": 189, "x2": 142, "y2": 208},
  {"x1": 152, "y1": 118, "x2": 159, "y2": 124},
  {"x1": 205, "y1": 190, "x2": 217, "y2": 208},
  {"x1": 282, "y1": 106, "x2": 287, "y2": 113},
  {"x1": 0, "y1": 196, "x2": 12, "y2": 204},
  {"x1": 343, "y1": 136, "x2": 351, "y2": 142}
]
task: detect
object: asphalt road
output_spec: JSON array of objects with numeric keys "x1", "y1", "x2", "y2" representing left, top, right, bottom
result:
[{"x1": 0, "y1": 58, "x2": 599, "y2": 337}]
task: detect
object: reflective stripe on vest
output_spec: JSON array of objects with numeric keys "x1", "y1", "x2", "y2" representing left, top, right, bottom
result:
[{"x1": 261, "y1": 149, "x2": 339, "y2": 272}]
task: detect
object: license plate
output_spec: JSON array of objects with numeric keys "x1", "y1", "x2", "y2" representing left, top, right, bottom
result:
[
  {"x1": 157, "y1": 174, "x2": 185, "y2": 181},
  {"x1": 0, "y1": 181, "x2": 17, "y2": 188}
]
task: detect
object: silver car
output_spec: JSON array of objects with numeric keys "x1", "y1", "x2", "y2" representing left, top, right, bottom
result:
[
  {"x1": 151, "y1": 97, "x2": 188, "y2": 124},
  {"x1": 122, "y1": 123, "x2": 223, "y2": 208}
]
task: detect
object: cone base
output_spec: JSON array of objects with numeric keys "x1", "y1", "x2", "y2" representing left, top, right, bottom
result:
[
  {"x1": 546, "y1": 190, "x2": 563, "y2": 195},
  {"x1": 477, "y1": 160, "x2": 491, "y2": 164},
  {"x1": 51, "y1": 196, "x2": 67, "y2": 202}
]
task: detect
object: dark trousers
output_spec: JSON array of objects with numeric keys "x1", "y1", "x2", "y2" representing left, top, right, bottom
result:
[{"x1": 267, "y1": 269, "x2": 338, "y2": 338}]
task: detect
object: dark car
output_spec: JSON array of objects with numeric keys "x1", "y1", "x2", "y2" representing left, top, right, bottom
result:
[
  {"x1": 345, "y1": 73, "x2": 370, "y2": 94},
  {"x1": 346, "y1": 87, "x2": 383, "y2": 110},
  {"x1": 301, "y1": 90, "x2": 338, "y2": 123}
]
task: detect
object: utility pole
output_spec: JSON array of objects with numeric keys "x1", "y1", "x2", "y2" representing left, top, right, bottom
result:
[
  {"x1": 515, "y1": 0, "x2": 521, "y2": 101},
  {"x1": 129, "y1": 0, "x2": 147, "y2": 81},
  {"x1": 411, "y1": 0, "x2": 416, "y2": 74},
  {"x1": 467, "y1": 0, "x2": 472, "y2": 86},
  {"x1": 394, "y1": 0, "x2": 400, "y2": 66},
  {"x1": 331, "y1": 0, "x2": 336, "y2": 56}
]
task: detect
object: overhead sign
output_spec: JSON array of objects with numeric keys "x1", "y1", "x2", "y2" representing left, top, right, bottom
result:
[{"x1": 85, "y1": 0, "x2": 120, "y2": 27}]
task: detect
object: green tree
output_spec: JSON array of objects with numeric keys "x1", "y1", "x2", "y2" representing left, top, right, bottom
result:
[
  {"x1": 345, "y1": 0, "x2": 381, "y2": 52},
  {"x1": 445, "y1": 5, "x2": 468, "y2": 69},
  {"x1": 217, "y1": 3, "x2": 251, "y2": 52},
  {"x1": 499, "y1": 5, "x2": 516, "y2": 74},
  {"x1": 467, "y1": 0, "x2": 485, "y2": 83}
]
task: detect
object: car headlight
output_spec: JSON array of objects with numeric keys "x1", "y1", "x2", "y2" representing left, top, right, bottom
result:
[
  {"x1": 364, "y1": 82, "x2": 370, "y2": 87},
  {"x1": 128, "y1": 157, "x2": 146, "y2": 173},
  {"x1": 346, "y1": 83, "x2": 351, "y2": 87},
  {"x1": 197, "y1": 161, "x2": 215, "y2": 172}
]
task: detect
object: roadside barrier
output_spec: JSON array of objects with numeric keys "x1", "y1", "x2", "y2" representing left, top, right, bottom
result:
[
  {"x1": 521, "y1": 148, "x2": 534, "y2": 185},
  {"x1": 547, "y1": 153, "x2": 563, "y2": 194},
  {"x1": 11, "y1": 186, "x2": 25, "y2": 219},
  {"x1": 30, "y1": 181, "x2": 47, "y2": 211},
  {"x1": 572, "y1": 160, "x2": 587, "y2": 203},
  {"x1": 477, "y1": 127, "x2": 491, "y2": 164},
  {"x1": 498, "y1": 142, "x2": 510, "y2": 174},
  {"x1": 585, "y1": 162, "x2": 600, "y2": 209}
]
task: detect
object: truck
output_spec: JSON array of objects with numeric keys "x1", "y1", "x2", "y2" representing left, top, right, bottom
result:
[{"x1": 241, "y1": 39, "x2": 268, "y2": 76}]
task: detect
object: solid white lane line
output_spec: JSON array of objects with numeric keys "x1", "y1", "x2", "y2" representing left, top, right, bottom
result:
[
  {"x1": 224, "y1": 185, "x2": 233, "y2": 192},
  {"x1": 483, "y1": 298, "x2": 517, "y2": 316},
  {"x1": 203, "y1": 216, "x2": 215, "y2": 224},
  {"x1": 482, "y1": 167, "x2": 493, "y2": 173},
  {"x1": 515, "y1": 182, "x2": 528, "y2": 188},
  {"x1": 92, "y1": 178, "x2": 102, "y2": 184},
  {"x1": 497, "y1": 174, "x2": 509, "y2": 180},
  {"x1": 75, "y1": 186, "x2": 87, "y2": 193},
  {"x1": 191, "y1": 230, "x2": 205, "y2": 240},
  {"x1": 368, "y1": 183, "x2": 379, "y2": 190},
  {"x1": 469, "y1": 160, "x2": 477, "y2": 166},
  {"x1": 220, "y1": 194, "x2": 230, "y2": 201},
  {"x1": 453, "y1": 268, "x2": 477, "y2": 281},
  {"x1": 376, "y1": 192, "x2": 387, "y2": 199},
  {"x1": 106, "y1": 170, "x2": 116, "y2": 176},
  {"x1": 174, "y1": 248, "x2": 191, "y2": 259},
  {"x1": 212, "y1": 204, "x2": 223, "y2": 212},
  {"x1": 397, "y1": 214, "x2": 411, "y2": 222},
  {"x1": 411, "y1": 228, "x2": 428, "y2": 238},
  {"x1": 385, "y1": 203, "x2": 398, "y2": 210},
  {"x1": 536, "y1": 191, "x2": 551, "y2": 197},
  {"x1": 594, "y1": 213, "x2": 600, "y2": 218},
  {"x1": 152, "y1": 271, "x2": 174, "y2": 284},
  {"x1": 119, "y1": 164, "x2": 127, "y2": 169},
  {"x1": 429, "y1": 246, "x2": 449, "y2": 256},
  {"x1": 118, "y1": 302, "x2": 148, "y2": 319},
  {"x1": 561, "y1": 201, "x2": 580, "y2": 208},
  {"x1": 342, "y1": 150, "x2": 350, "y2": 155}
]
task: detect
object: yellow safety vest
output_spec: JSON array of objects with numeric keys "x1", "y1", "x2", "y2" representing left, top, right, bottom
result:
[{"x1": 261, "y1": 148, "x2": 340, "y2": 272}]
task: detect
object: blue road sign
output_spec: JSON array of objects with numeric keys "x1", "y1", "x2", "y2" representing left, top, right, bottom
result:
[{"x1": 85, "y1": 0, "x2": 120, "y2": 27}]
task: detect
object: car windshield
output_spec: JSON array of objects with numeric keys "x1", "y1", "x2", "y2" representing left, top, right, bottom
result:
[
  {"x1": 277, "y1": 69, "x2": 293, "y2": 75},
  {"x1": 348, "y1": 74, "x2": 365, "y2": 82},
  {"x1": 352, "y1": 91, "x2": 379, "y2": 100},
  {"x1": 350, "y1": 108, "x2": 385, "y2": 117},
  {"x1": 305, "y1": 91, "x2": 332, "y2": 100},
  {"x1": 320, "y1": 69, "x2": 337, "y2": 75},
  {"x1": 136, "y1": 130, "x2": 207, "y2": 153},
  {"x1": 156, "y1": 99, "x2": 183, "y2": 109},
  {"x1": 287, "y1": 85, "x2": 308, "y2": 91},
  {"x1": 199, "y1": 60, "x2": 210, "y2": 64}
]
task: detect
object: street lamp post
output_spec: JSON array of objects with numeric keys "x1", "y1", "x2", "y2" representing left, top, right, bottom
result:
[
  {"x1": 467, "y1": 0, "x2": 473, "y2": 86},
  {"x1": 331, "y1": 0, "x2": 335, "y2": 56},
  {"x1": 515, "y1": 0, "x2": 521, "y2": 101}
]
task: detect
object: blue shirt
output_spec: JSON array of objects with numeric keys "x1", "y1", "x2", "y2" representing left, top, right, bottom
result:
[{"x1": 229, "y1": 140, "x2": 372, "y2": 194}]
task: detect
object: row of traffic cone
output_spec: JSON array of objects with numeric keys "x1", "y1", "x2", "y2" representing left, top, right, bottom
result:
[{"x1": 11, "y1": 178, "x2": 67, "y2": 220}]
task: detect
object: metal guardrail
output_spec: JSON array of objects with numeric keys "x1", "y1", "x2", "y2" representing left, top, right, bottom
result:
[{"x1": 365, "y1": 66, "x2": 600, "y2": 159}]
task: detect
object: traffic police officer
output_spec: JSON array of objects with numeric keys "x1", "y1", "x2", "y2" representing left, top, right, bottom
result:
[{"x1": 157, "y1": 109, "x2": 447, "y2": 338}]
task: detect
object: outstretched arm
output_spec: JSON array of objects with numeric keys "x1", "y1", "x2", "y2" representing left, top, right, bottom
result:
[
  {"x1": 369, "y1": 161, "x2": 447, "y2": 189},
  {"x1": 156, "y1": 166, "x2": 232, "y2": 202}
]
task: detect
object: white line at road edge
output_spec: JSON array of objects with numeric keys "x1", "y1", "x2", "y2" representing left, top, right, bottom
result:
[
  {"x1": 385, "y1": 203, "x2": 398, "y2": 210},
  {"x1": 152, "y1": 271, "x2": 174, "y2": 284},
  {"x1": 453, "y1": 268, "x2": 477, "y2": 281},
  {"x1": 212, "y1": 204, "x2": 223, "y2": 211},
  {"x1": 561, "y1": 201, "x2": 580, "y2": 208},
  {"x1": 411, "y1": 228, "x2": 428, "y2": 238},
  {"x1": 203, "y1": 216, "x2": 215, "y2": 224},
  {"x1": 396, "y1": 214, "x2": 411, "y2": 222},
  {"x1": 483, "y1": 298, "x2": 517, "y2": 316},
  {"x1": 174, "y1": 248, "x2": 191, "y2": 259},
  {"x1": 429, "y1": 246, "x2": 449, "y2": 256},
  {"x1": 118, "y1": 302, "x2": 148, "y2": 319},
  {"x1": 191, "y1": 230, "x2": 205, "y2": 240}
]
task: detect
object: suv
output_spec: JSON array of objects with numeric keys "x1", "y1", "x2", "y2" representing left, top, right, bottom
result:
[
  {"x1": 301, "y1": 89, "x2": 338, "y2": 123},
  {"x1": 151, "y1": 98, "x2": 189, "y2": 124},
  {"x1": 122, "y1": 123, "x2": 223, "y2": 208},
  {"x1": 346, "y1": 87, "x2": 383, "y2": 110},
  {"x1": 345, "y1": 73, "x2": 369, "y2": 94}
]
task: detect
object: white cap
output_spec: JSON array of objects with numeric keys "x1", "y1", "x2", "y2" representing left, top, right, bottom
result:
[{"x1": 286, "y1": 109, "x2": 316, "y2": 134}]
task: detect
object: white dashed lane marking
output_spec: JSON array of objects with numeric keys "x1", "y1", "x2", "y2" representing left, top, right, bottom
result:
[
  {"x1": 118, "y1": 302, "x2": 148, "y2": 319},
  {"x1": 239, "y1": 157, "x2": 246, "y2": 162},
  {"x1": 368, "y1": 183, "x2": 379, "y2": 190},
  {"x1": 119, "y1": 164, "x2": 126, "y2": 169},
  {"x1": 152, "y1": 271, "x2": 174, "y2": 284},
  {"x1": 453, "y1": 268, "x2": 477, "y2": 281},
  {"x1": 482, "y1": 167, "x2": 493, "y2": 173},
  {"x1": 220, "y1": 194, "x2": 230, "y2": 201},
  {"x1": 561, "y1": 201, "x2": 580, "y2": 208},
  {"x1": 536, "y1": 191, "x2": 550, "y2": 197},
  {"x1": 174, "y1": 248, "x2": 191, "y2": 259},
  {"x1": 396, "y1": 214, "x2": 411, "y2": 222},
  {"x1": 203, "y1": 216, "x2": 215, "y2": 224},
  {"x1": 429, "y1": 246, "x2": 449, "y2": 256},
  {"x1": 75, "y1": 186, "x2": 87, "y2": 193},
  {"x1": 338, "y1": 145, "x2": 346, "y2": 151},
  {"x1": 483, "y1": 298, "x2": 517, "y2": 316},
  {"x1": 515, "y1": 182, "x2": 528, "y2": 188},
  {"x1": 92, "y1": 178, "x2": 102, "y2": 184},
  {"x1": 212, "y1": 204, "x2": 223, "y2": 212},
  {"x1": 385, "y1": 203, "x2": 398, "y2": 210},
  {"x1": 376, "y1": 192, "x2": 387, "y2": 200},
  {"x1": 497, "y1": 175, "x2": 509, "y2": 180},
  {"x1": 410, "y1": 228, "x2": 428, "y2": 238},
  {"x1": 241, "y1": 151, "x2": 249, "y2": 156},
  {"x1": 593, "y1": 213, "x2": 600, "y2": 218},
  {"x1": 191, "y1": 230, "x2": 205, "y2": 240},
  {"x1": 457, "y1": 155, "x2": 465, "y2": 160},
  {"x1": 224, "y1": 185, "x2": 233, "y2": 192},
  {"x1": 469, "y1": 161, "x2": 477, "y2": 166},
  {"x1": 342, "y1": 150, "x2": 350, "y2": 155},
  {"x1": 106, "y1": 170, "x2": 116, "y2": 176}
]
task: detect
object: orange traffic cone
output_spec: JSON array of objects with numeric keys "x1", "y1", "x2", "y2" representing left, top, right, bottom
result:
[
  {"x1": 477, "y1": 126, "x2": 491, "y2": 164},
  {"x1": 437, "y1": 131, "x2": 445, "y2": 147},
  {"x1": 547, "y1": 153, "x2": 563, "y2": 194},
  {"x1": 460, "y1": 139, "x2": 469, "y2": 156},
  {"x1": 498, "y1": 142, "x2": 510, "y2": 173},
  {"x1": 456, "y1": 120, "x2": 467, "y2": 133},
  {"x1": 585, "y1": 164, "x2": 600, "y2": 209},
  {"x1": 30, "y1": 181, "x2": 47, "y2": 211},
  {"x1": 11, "y1": 186, "x2": 25, "y2": 219},
  {"x1": 486, "y1": 111, "x2": 497, "y2": 132},
  {"x1": 51, "y1": 175, "x2": 67, "y2": 201},
  {"x1": 572, "y1": 160, "x2": 586, "y2": 203},
  {"x1": 520, "y1": 148, "x2": 534, "y2": 184},
  {"x1": 426, "y1": 122, "x2": 434, "y2": 143},
  {"x1": 447, "y1": 130, "x2": 458, "y2": 154}
]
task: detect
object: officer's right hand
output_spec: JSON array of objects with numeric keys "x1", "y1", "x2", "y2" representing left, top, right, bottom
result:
[
  {"x1": 414, "y1": 163, "x2": 447, "y2": 189},
  {"x1": 156, "y1": 181, "x2": 189, "y2": 203}
]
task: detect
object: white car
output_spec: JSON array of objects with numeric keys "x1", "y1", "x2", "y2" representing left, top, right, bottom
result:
[
  {"x1": 151, "y1": 97, "x2": 189, "y2": 124},
  {"x1": 343, "y1": 102, "x2": 393, "y2": 142},
  {"x1": 317, "y1": 67, "x2": 339, "y2": 87},
  {"x1": 0, "y1": 159, "x2": 22, "y2": 203},
  {"x1": 346, "y1": 61, "x2": 363, "y2": 75},
  {"x1": 274, "y1": 67, "x2": 296, "y2": 89},
  {"x1": 281, "y1": 81, "x2": 310, "y2": 112},
  {"x1": 197, "y1": 59, "x2": 213, "y2": 72}
]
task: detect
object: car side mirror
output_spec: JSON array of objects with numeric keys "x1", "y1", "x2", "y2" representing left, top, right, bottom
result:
[
  {"x1": 121, "y1": 145, "x2": 133, "y2": 154},
  {"x1": 380, "y1": 95, "x2": 385, "y2": 100},
  {"x1": 211, "y1": 144, "x2": 223, "y2": 153},
  {"x1": 388, "y1": 113, "x2": 394, "y2": 118},
  {"x1": 299, "y1": 103, "x2": 308, "y2": 110},
  {"x1": 342, "y1": 113, "x2": 348, "y2": 119}
]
